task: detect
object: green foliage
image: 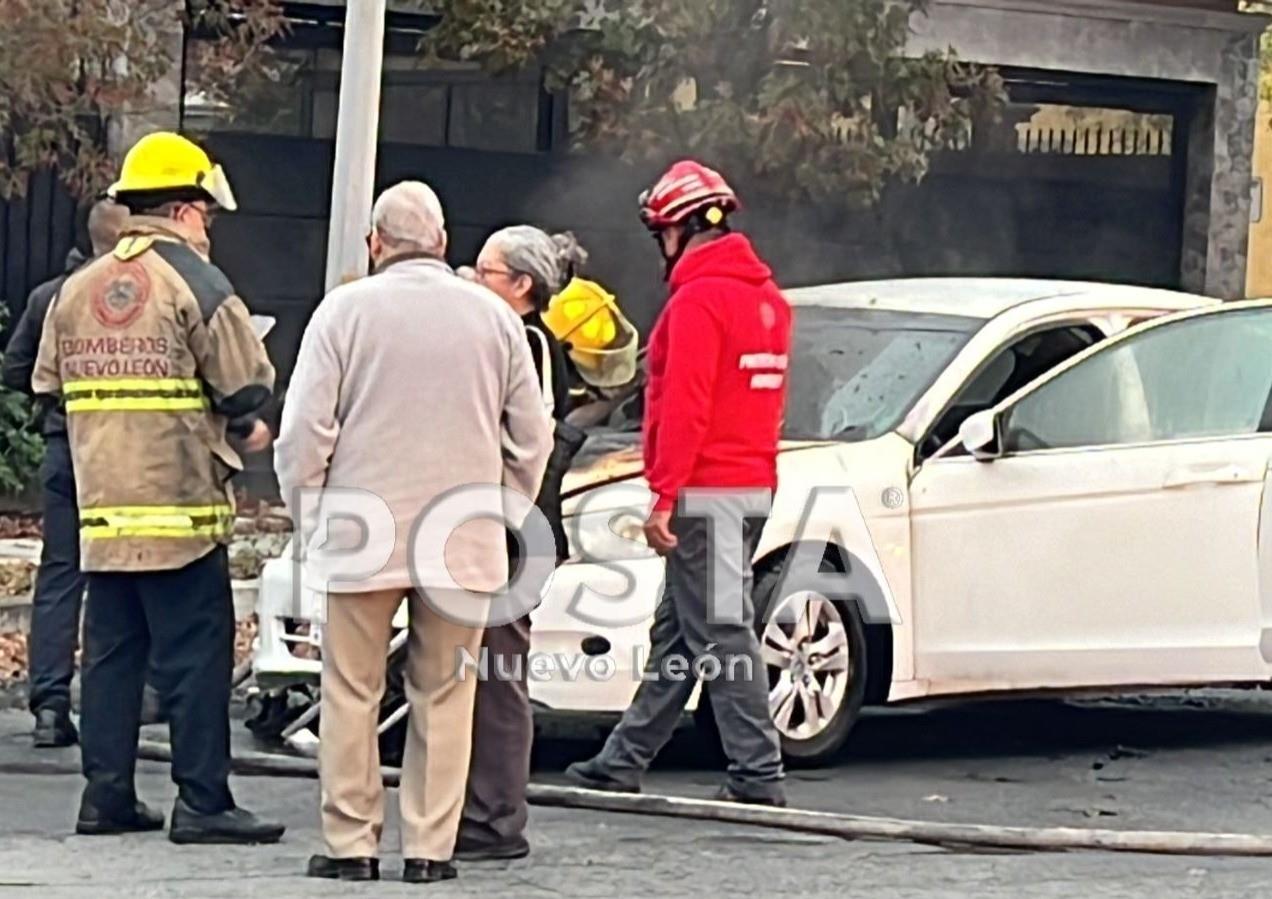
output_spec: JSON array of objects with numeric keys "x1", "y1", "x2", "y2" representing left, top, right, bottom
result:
[
  {"x1": 426, "y1": 0, "x2": 1005, "y2": 205},
  {"x1": 0, "y1": 0, "x2": 287, "y2": 201},
  {"x1": 0, "y1": 307, "x2": 42, "y2": 495}
]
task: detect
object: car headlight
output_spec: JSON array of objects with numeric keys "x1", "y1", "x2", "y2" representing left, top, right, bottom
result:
[{"x1": 564, "y1": 508, "x2": 655, "y2": 563}]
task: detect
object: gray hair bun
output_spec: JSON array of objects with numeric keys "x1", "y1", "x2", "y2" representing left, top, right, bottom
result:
[{"x1": 551, "y1": 231, "x2": 589, "y2": 282}]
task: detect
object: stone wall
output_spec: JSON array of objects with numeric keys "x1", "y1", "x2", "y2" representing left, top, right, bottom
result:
[{"x1": 914, "y1": 0, "x2": 1268, "y2": 298}]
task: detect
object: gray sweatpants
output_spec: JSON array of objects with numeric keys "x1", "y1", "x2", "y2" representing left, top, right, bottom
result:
[{"x1": 594, "y1": 502, "x2": 784, "y2": 793}]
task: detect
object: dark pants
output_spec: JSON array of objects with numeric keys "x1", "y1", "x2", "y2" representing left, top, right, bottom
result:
[
  {"x1": 80, "y1": 547, "x2": 235, "y2": 816},
  {"x1": 27, "y1": 435, "x2": 85, "y2": 716},
  {"x1": 460, "y1": 614, "x2": 533, "y2": 844},
  {"x1": 594, "y1": 501, "x2": 784, "y2": 793}
]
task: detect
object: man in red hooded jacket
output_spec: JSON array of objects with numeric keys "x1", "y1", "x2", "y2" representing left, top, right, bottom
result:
[{"x1": 567, "y1": 161, "x2": 791, "y2": 805}]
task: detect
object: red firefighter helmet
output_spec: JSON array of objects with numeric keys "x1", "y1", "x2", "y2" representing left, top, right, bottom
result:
[{"x1": 638, "y1": 160, "x2": 740, "y2": 230}]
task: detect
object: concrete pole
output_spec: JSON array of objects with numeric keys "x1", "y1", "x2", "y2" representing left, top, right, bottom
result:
[{"x1": 324, "y1": 0, "x2": 387, "y2": 292}]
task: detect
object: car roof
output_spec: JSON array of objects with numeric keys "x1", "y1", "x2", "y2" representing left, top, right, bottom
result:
[{"x1": 785, "y1": 278, "x2": 1213, "y2": 319}]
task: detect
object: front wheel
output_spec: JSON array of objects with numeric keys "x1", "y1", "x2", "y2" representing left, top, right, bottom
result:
[{"x1": 694, "y1": 562, "x2": 868, "y2": 766}]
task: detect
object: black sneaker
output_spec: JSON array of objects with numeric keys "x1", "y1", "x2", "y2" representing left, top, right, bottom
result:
[
  {"x1": 33, "y1": 708, "x2": 78, "y2": 748},
  {"x1": 713, "y1": 782, "x2": 787, "y2": 808},
  {"x1": 454, "y1": 833, "x2": 530, "y2": 862},
  {"x1": 402, "y1": 859, "x2": 457, "y2": 884},
  {"x1": 168, "y1": 798, "x2": 285, "y2": 845},
  {"x1": 563, "y1": 758, "x2": 641, "y2": 794},
  {"x1": 306, "y1": 855, "x2": 379, "y2": 881},
  {"x1": 76, "y1": 799, "x2": 165, "y2": 836}
]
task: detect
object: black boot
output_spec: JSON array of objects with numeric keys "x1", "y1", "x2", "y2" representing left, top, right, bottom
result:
[
  {"x1": 713, "y1": 781, "x2": 787, "y2": 808},
  {"x1": 306, "y1": 855, "x2": 379, "y2": 881},
  {"x1": 454, "y1": 832, "x2": 530, "y2": 862},
  {"x1": 33, "y1": 708, "x2": 78, "y2": 748},
  {"x1": 564, "y1": 757, "x2": 641, "y2": 794},
  {"x1": 76, "y1": 798, "x2": 165, "y2": 836},
  {"x1": 403, "y1": 859, "x2": 457, "y2": 884},
  {"x1": 168, "y1": 798, "x2": 285, "y2": 845}
]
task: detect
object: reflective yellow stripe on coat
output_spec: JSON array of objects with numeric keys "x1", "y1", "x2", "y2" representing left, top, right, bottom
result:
[
  {"x1": 79, "y1": 504, "x2": 235, "y2": 540},
  {"x1": 63, "y1": 378, "x2": 208, "y2": 414}
]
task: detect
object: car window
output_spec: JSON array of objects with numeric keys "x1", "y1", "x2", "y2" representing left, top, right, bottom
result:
[
  {"x1": 1004, "y1": 307, "x2": 1272, "y2": 452},
  {"x1": 584, "y1": 307, "x2": 983, "y2": 441},
  {"x1": 923, "y1": 324, "x2": 1102, "y2": 458},
  {"x1": 785, "y1": 307, "x2": 981, "y2": 442}
]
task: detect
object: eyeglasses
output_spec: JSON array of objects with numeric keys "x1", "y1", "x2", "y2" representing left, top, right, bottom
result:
[
  {"x1": 475, "y1": 264, "x2": 518, "y2": 281},
  {"x1": 181, "y1": 203, "x2": 216, "y2": 229}
]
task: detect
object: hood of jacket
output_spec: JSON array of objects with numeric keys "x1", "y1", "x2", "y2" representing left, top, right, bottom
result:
[
  {"x1": 122, "y1": 215, "x2": 212, "y2": 260},
  {"x1": 63, "y1": 247, "x2": 88, "y2": 274},
  {"x1": 669, "y1": 232, "x2": 773, "y2": 291}
]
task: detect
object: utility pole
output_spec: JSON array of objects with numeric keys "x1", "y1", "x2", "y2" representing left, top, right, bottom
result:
[{"x1": 324, "y1": 0, "x2": 387, "y2": 292}]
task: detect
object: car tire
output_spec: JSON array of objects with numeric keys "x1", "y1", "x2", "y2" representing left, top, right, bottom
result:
[{"x1": 693, "y1": 560, "x2": 868, "y2": 767}]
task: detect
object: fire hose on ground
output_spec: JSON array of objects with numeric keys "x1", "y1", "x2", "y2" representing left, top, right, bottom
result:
[{"x1": 134, "y1": 739, "x2": 1272, "y2": 858}]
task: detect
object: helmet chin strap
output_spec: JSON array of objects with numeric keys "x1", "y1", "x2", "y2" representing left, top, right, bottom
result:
[{"x1": 656, "y1": 213, "x2": 730, "y2": 280}]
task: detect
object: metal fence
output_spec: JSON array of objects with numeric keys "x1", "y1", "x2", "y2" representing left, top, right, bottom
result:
[
  {"x1": 1017, "y1": 125, "x2": 1173, "y2": 156},
  {"x1": 0, "y1": 171, "x2": 81, "y2": 325}
]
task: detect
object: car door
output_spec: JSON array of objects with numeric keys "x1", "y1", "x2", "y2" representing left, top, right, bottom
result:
[{"x1": 907, "y1": 303, "x2": 1272, "y2": 693}]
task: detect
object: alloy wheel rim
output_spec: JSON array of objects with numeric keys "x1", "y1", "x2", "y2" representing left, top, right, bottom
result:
[{"x1": 761, "y1": 591, "x2": 851, "y2": 741}]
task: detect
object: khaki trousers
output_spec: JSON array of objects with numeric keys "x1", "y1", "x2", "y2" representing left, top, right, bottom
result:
[{"x1": 319, "y1": 588, "x2": 485, "y2": 860}]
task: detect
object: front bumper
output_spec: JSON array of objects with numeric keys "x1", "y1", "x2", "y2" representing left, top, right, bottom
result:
[
  {"x1": 251, "y1": 538, "x2": 697, "y2": 713},
  {"x1": 252, "y1": 554, "x2": 323, "y2": 690}
]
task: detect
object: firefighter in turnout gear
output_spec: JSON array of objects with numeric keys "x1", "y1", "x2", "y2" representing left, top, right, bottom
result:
[{"x1": 32, "y1": 132, "x2": 285, "y2": 844}]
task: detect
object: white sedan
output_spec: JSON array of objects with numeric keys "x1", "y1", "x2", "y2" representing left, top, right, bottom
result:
[{"x1": 256, "y1": 278, "x2": 1272, "y2": 766}]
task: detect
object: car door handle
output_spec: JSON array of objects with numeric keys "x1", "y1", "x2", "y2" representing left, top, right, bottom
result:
[{"x1": 1162, "y1": 463, "x2": 1264, "y2": 489}]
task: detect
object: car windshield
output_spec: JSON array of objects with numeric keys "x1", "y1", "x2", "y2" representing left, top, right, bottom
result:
[{"x1": 784, "y1": 306, "x2": 982, "y2": 441}]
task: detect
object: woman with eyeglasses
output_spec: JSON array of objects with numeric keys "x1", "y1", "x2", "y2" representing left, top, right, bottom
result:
[
  {"x1": 473, "y1": 227, "x2": 585, "y2": 418},
  {"x1": 459, "y1": 225, "x2": 587, "y2": 862}
]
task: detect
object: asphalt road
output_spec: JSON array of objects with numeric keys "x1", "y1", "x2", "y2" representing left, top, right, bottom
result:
[{"x1": 6, "y1": 692, "x2": 1272, "y2": 897}]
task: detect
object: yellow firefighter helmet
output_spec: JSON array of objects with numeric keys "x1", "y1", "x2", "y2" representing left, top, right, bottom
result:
[
  {"x1": 108, "y1": 132, "x2": 238, "y2": 211},
  {"x1": 544, "y1": 277, "x2": 639, "y2": 389}
]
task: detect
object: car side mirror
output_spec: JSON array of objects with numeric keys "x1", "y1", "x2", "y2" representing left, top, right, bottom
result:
[{"x1": 958, "y1": 409, "x2": 1003, "y2": 462}]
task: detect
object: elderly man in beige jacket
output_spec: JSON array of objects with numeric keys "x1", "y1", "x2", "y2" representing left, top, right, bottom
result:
[{"x1": 275, "y1": 181, "x2": 553, "y2": 885}]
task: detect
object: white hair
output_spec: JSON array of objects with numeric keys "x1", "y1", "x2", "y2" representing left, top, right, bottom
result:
[
  {"x1": 484, "y1": 226, "x2": 588, "y2": 308},
  {"x1": 371, "y1": 180, "x2": 446, "y2": 256}
]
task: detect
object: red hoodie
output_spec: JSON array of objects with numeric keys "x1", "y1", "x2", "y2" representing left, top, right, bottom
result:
[{"x1": 643, "y1": 233, "x2": 792, "y2": 512}]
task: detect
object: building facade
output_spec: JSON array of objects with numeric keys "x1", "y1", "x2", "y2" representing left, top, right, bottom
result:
[{"x1": 2, "y1": 0, "x2": 1265, "y2": 392}]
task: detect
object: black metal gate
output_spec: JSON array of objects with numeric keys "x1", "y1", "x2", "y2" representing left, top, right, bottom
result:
[{"x1": 0, "y1": 171, "x2": 82, "y2": 325}]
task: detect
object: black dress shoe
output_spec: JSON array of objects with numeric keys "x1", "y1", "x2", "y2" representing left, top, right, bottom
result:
[
  {"x1": 563, "y1": 758, "x2": 641, "y2": 793},
  {"x1": 713, "y1": 782, "x2": 788, "y2": 808},
  {"x1": 168, "y1": 798, "x2": 285, "y2": 845},
  {"x1": 454, "y1": 833, "x2": 530, "y2": 862},
  {"x1": 33, "y1": 708, "x2": 78, "y2": 748},
  {"x1": 76, "y1": 799, "x2": 165, "y2": 836},
  {"x1": 403, "y1": 859, "x2": 458, "y2": 884},
  {"x1": 306, "y1": 855, "x2": 380, "y2": 881}
]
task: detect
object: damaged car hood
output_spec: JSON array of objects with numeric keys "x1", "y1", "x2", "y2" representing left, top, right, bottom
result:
[
  {"x1": 562, "y1": 432, "x2": 646, "y2": 497},
  {"x1": 562, "y1": 431, "x2": 837, "y2": 500}
]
